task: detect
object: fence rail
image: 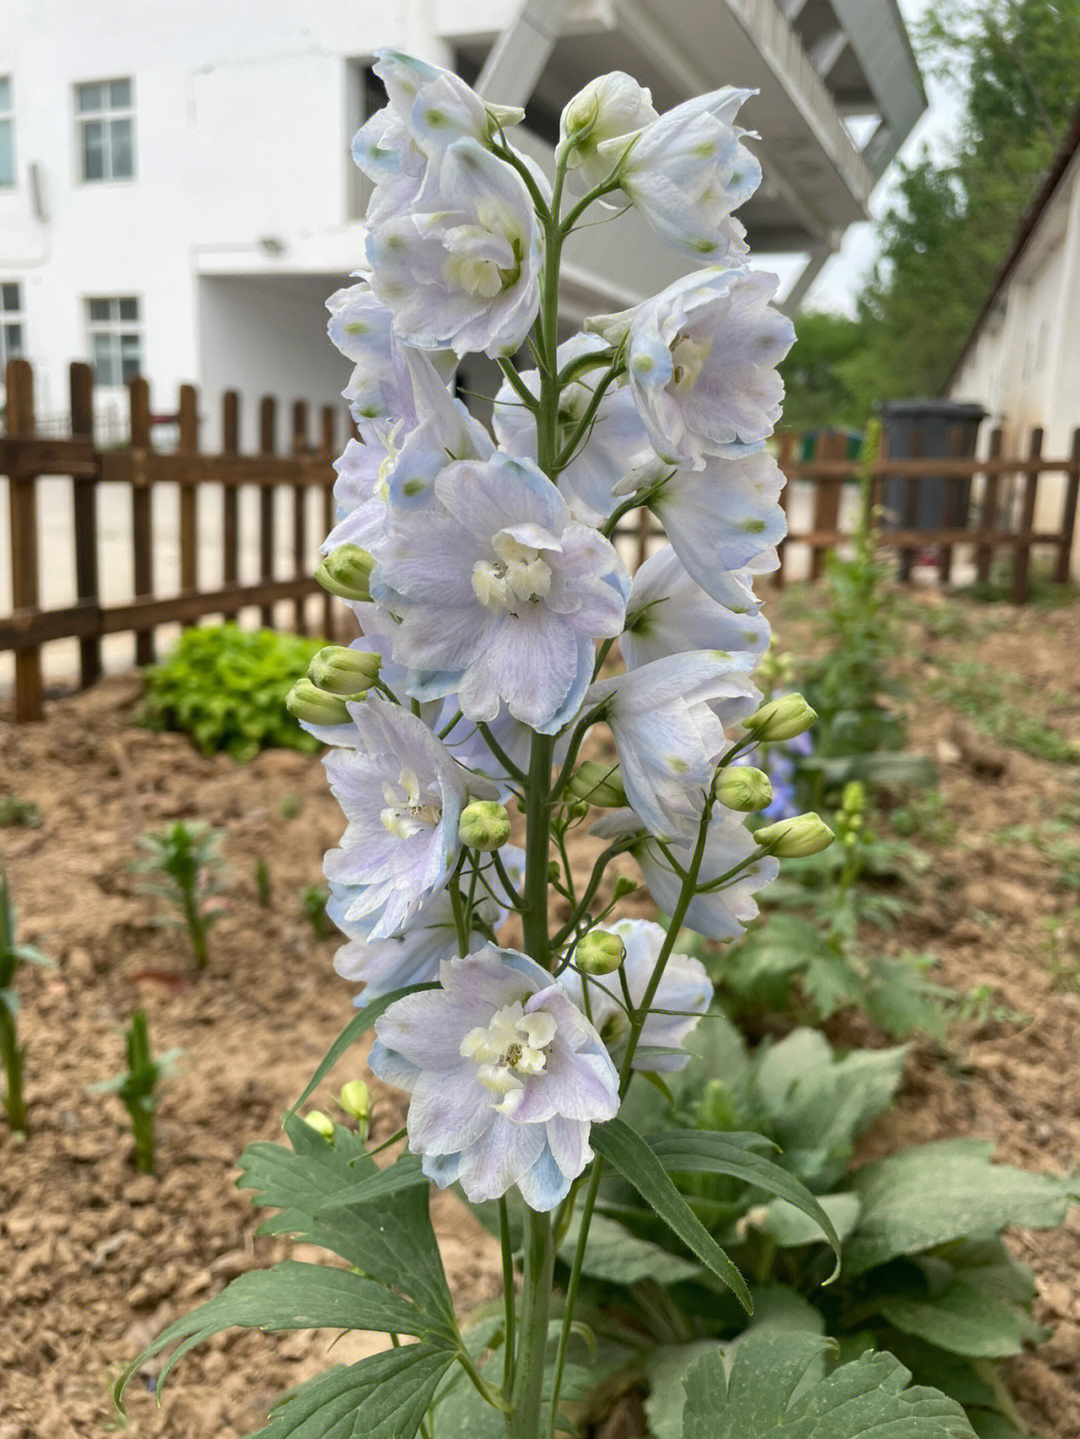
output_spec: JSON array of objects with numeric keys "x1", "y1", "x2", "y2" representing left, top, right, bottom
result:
[
  {"x1": 4, "y1": 360, "x2": 1079, "y2": 724},
  {"x1": 2, "y1": 360, "x2": 341, "y2": 721}
]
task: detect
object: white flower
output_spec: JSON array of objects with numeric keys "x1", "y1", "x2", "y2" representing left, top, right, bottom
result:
[{"x1": 560, "y1": 73, "x2": 658, "y2": 192}]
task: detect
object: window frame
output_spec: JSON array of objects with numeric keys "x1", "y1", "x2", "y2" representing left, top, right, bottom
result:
[
  {"x1": 0, "y1": 281, "x2": 24, "y2": 370},
  {"x1": 75, "y1": 77, "x2": 136, "y2": 184},
  {"x1": 0, "y1": 75, "x2": 15, "y2": 189},
  {"x1": 86, "y1": 295, "x2": 142, "y2": 387}
]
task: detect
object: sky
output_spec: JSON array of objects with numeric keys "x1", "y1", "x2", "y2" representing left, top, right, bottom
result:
[{"x1": 792, "y1": 0, "x2": 968, "y2": 313}]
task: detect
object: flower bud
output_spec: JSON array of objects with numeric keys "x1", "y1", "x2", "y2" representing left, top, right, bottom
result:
[
  {"x1": 566, "y1": 761, "x2": 628, "y2": 808},
  {"x1": 715, "y1": 766, "x2": 773, "y2": 813},
  {"x1": 755, "y1": 813, "x2": 835, "y2": 858},
  {"x1": 575, "y1": 929, "x2": 626, "y2": 976},
  {"x1": 315, "y1": 545, "x2": 375, "y2": 602},
  {"x1": 302, "y1": 1109, "x2": 335, "y2": 1141},
  {"x1": 286, "y1": 678, "x2": 352, "y2": 727},
  {"x1": 337, "y1": 1079, "x2": 371, "y2": 1125},
  {"x1": 565, "y1": 798, "x2": 591, "y2": 823},
  {"x1": 458, "y1": 800, "x2": 511, "y2": 853},
  {"x1": 742, "y1": 694, "x2": 817, "y2": 743},
  {"x1": 612, "y1": 875, "x2": 638, "y2": 900},
  {"x1": 309, "y1": 645, "x2": 381, "y2": 696}
]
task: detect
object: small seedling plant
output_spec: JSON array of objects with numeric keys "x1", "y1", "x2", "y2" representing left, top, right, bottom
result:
[
  {"x1": 91, "y1": 1009, "x2": 181, "y2": 1175},
  {"x1": 0, "y1": 871, "x2": 52, "y2": 1137},
  {"x1": 113, "y1": 52, "x2": 1071, "y2": 1439},
  {"x1": 134, "y1": 821, "x2": 226, "y2": 972}
]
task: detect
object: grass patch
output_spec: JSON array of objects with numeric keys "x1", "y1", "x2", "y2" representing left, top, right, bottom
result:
[{"x1": 928, "y1": 658, "x2": 1079, "y2": 765}]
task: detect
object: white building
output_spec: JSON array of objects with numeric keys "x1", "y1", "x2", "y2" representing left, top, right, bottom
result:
[
  {"x1": 1, "y1": 0, "x2": 925, "y2": 444},
  {"x1": 948, "y1": 106, "x2": 1080, "y2": 577}
]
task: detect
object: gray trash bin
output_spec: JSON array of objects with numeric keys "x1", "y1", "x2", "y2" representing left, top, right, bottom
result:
[{"x1": 875, "y1": 400, "x2": 987, "y2": 578}]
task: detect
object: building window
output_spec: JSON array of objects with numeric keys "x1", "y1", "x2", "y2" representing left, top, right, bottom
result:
[
  {"x1": 1, "y1": 283, "x2": 24, "y2": 368},
  {"x1": 87, "y1": 296, "x2": 141, "y2": 385},
  {"x1": 76, "y1": 79, "x2": 135, "y2": 182},
  {"x1": 0, "y1": 76, "x2": 14, "y2": 187}
]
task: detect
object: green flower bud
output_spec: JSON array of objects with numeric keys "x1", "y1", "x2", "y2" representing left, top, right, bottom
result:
[
  {"x1": 566, "y1": 761, "x2": 628, "y2": 808},
  {"x1": 743, "y1": 693, "x2": 817, "y2": 743},
  {"x1": 337, "y1": 1080, "x2": 371, "y2": 1123},
  {"x1": 286, "y1": 678, "x2": 351, "y2": 727},
  {"x1": 315, "y1": 544, "x2": 375, "y2": 602},
  {"x1": 840, "y1": 780, "x2": 866, "y2": 816},
  {"x1": 755, "y1": 813, "x2": 835, "y2": 858},
  {"x1": 565, "y1": 798, "x2": 591, "y2": 823},
  {"x1": 575, "y1": 929, "x2": 626, "y2": 976},
  {"x1": 458, "y1": 800, "x2": 511, "y2": 853},
  {"x1": 612, "y1": 875, "x2": 638, "y2": 900},
  {"x1": 548, "y1": 860, "x2": 563, "y2": 884},
  {"x1": 309, "y1": 645, "x2": 382, "y2": 695},
  {"x1": 715, "y1": 765, "x2": 773, "y2": 813},
  {"x1": 302, "y1": 1109, "x2": 335, "y2": 1141}
]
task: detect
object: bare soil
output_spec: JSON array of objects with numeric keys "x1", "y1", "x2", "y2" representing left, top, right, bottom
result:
[{"x1": 2, "y1": 588, "x2": 1079, "y2": 1438}]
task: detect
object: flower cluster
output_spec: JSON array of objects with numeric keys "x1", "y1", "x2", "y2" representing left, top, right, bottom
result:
[{"x1": 289, "y1": 50, "x2": 828, "y2": 1213}]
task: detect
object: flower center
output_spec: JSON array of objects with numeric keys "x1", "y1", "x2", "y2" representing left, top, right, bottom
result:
[
  {"x1": 670, "y1": 332, "x2": 712, "y2": 393},
  {"x1": 442, "y1": 206, "x2": 523, "y2": 298},
  {"x1": 460, "y1": 1000, "x2": 557, "y2": 1112},
  {"x1": 379, "y1": 767, "x2": 443, "y2": 840},
  {"x1": 472, "y1": 530, "x2": 552, "y2": 614}
]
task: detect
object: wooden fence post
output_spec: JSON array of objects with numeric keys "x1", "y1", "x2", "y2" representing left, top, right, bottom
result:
[
  {"x1": 320, "y1": 404, "x2": 336, "y2": 642},
  {"x1": 810, "y1": 431, "x2": 845, "y2": 581},
  {"x1": 1056, "y1": 429, "x2": 1080, "y2": 585},
  {"x1": 5, "y1": 359, "x2": 44, "y2": 720},
  {"x1": 975, "y1": 427, "x2": 1003, "y2": 585},
  {"x1": 939, "y1": 421, "x2": 964, "y2": 585},
  {"x1": 259, "y1": 397, "x2": 276, "y2": 628},
  {"x1": 221, "y1": 391, "x2": 240, "y2": 621},
  {"x1": 177, "y1": 384, "x2": 199, "y2": 603},
  {"x1": 292, "y1": 400, "x2": 309, "y2": 635},
  {"x1": 129, "y1": 376, "x2": 155, "y2": 665},
  {"x1": 1012, "y1": 427, "x2": 1043, "y2": 604},
  {"x1": 70, "y1": 361, "x2": 102, "y2": 688}
]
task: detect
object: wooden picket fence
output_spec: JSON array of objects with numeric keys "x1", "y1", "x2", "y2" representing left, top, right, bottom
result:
[
  {"x1": 1, "y1": 359, "x2": 342, "y2": 721},
  {"x1": 4, "y1": 359, "x2": 1080, "y2": 724}
]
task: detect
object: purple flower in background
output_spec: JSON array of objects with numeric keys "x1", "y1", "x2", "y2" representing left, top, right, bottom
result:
[
  {"x1": 369, "y1": 947, "x2": 619, "y2": 1209},
  {"x1": 376, "y1": 454, "x2": 629, "y2": 732},
  {"x1": 559, "y1": 919, "x2": 712, "y2": 1071},
  {"x1": 322, "y1": 699, "x2": 487, "y2": 939}
]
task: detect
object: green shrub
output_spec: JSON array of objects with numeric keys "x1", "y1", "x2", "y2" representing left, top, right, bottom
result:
[{"x1": 139, "y1": 624, "x2": 326, "y2": 761}]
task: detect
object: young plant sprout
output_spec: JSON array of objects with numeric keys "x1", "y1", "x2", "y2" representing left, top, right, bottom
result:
[
  {"x1": 254, "y1": 857, "x2": 272, "y2": 909},
  {"x1": 300, "y1": 883, "x2": 333, "y2": 941},
  {"x1": 0, "y1": 870, "x2": 52, "y2": 1137},
  {"x1": 91, "y1": 1010, "x2": 181, "y2": 1175},
  {"x1": 133, "y1": 821, "x2": 226, "y2": 972}
]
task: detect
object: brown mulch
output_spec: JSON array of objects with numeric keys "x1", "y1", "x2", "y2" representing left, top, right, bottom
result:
[{"x1": 1, "y1": 588, "x2": 1079, "y2": 1437}]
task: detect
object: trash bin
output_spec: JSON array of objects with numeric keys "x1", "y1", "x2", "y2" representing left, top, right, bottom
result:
[{"x1": 875, "y1": 400, "x2": 987, "y2": 578}]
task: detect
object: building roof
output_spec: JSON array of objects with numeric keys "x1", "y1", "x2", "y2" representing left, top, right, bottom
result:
[{"x1": 946, "y1": 101, "x2": 1080, "y2": 389}]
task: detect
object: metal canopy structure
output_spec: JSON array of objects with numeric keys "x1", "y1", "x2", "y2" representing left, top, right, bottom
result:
[{"x1": 453, "y1": 0, "x2": 926, "y2": 310}]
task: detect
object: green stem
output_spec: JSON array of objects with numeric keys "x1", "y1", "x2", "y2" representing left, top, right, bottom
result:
[
  {"x1": 507, "y1": 1208, "x2": 555, "y2": 1439},
  {"x1": 546, "y1": 1160, "x2": 603, "y2": 1439},
  {"x1": 522, "y1": 733, "x2": 556, "y2": 969},
  {"x1": 0, "y1": 1005, "x2": 26, "y2": 1135},
  {"x1": 183, "y1": 891, "x2": 208, "y2": 971},
  {"x1": 499, "y1": 1198, "x2": 517, "y2": 1395}
]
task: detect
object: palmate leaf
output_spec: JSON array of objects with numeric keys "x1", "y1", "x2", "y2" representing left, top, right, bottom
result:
[
  {"x1": 681, "y1": 1332, "x2": 977, "y2": 1439},
  {"x1": 248, "y1": 1344, "x2": 457, "y2": 1439},
  {"x1": 845, "y1": 1139, "x2": 1077, "y2": 1276},
  {"x1": 590, "y1": 1118, "x2": 752, "y2": 1313},
  {"x1": 238, "y1": 1115, "x2": 454, "y2": 1330},
  {"x1": 114, "y1": 1262, "x2": 430, "y2": 1410},
  {"x1": 749, "y1": 1192, "x2": 862, "y2": 1251},
  {"x1": 559, "y1": 1209, "x2": 703, "y2": 1286},
  {"x1": 647, "y1": 1130, "x2": 843, "y2": 1278},
  {"x1": 876, "y1": 1279, "x2": 1049, "y2": 1359},
  {"x1": 317, "y1": 1152, "x2": 427, "y2": 1210}
]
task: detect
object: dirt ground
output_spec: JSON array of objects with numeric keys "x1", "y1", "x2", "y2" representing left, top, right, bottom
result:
[{"x1": 2, "y1": 587, "x2": 1080, "y2": 1438}]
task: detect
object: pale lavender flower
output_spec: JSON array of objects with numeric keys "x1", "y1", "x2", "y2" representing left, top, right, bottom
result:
[
  {"x1": 622, "y1": 545, "x2": 770, "y2": 670},
  {"x1": 369, "y1": 947, "x2": 619, "y2": 1209},
  {"x1": 587, "y1": 652, "x2": 758, "y2": 844},
  {"x1": 322, "y1": 698, "x2": 488, "y2": 939},
  {"x1": 493, "y1": 333, "x2": 651, "y2": 524},
  {"x1": 366, "y1": 138, "x2": 543, "y2": 357},
  {"x1": 326, "y1": 279, "x2": 417, "y2": 424},
  {"x1": 329, "y1": 845, "x2": 524, "y2": 999},
  {"x1": 594, "y1": 806, "x2": 778, "y2": 941},
  {"x1": 588, "y1": 268, "x2": 795, "y2": 468},
  {"x1": 560, "y1": 72, "x2": 658, "y2": 192},
  {"x1": 560, "y1": 919, "x2": 712, "y2": 1072},
  {"x1": 375, "y1": 454, "x2": 629, "y2": 732}
]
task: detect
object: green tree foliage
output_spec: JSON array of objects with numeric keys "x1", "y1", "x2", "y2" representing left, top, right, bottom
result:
[{"x1": 782, "y1": 1, "x2": 1080, "y2": 425}]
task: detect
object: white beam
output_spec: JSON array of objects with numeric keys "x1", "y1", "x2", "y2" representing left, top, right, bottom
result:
[{"x1": 474, "y1": 0, "x2": 576, "y2": 108}]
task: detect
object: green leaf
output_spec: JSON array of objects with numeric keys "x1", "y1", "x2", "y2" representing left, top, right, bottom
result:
[
  {"x1": 285, "y1": 988, "x2": 433, "y2": 1121},
  {"x1": 648, "y1": 1130, "x2": 843, "y2": 1278},
  {"x1": 590, "y1": 1118, "x2": 752, "y2": 1313},
  {"x1": 239, "y1": 1115, "x2": 454, "y2": 1331},
  {"x1": 317, "y1": 1152, "x2": 428, "y2": 1211},
  {"x1": 845, "y1": 1139, "x2": 1077, "y2": 1275},
  {"x1": 560, "y1": 1209, "x2": 702, "y2": 1285},
  {"x1": 751, "y1": 1193, "x2": 862, "y2": 1251},
  {"x1": 681, "y1": 1336, "x2": 977, "y2": 1439},
  {"x1": 115, "y1": 1261, "x2": 430, "y2": 1408},
  {"x1": 877, "y1": 1279, "x2": 1050, "y2": 1358},
  {"x1": 250, "y1": 1343, "x2": 456, "y2": 1439}
]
